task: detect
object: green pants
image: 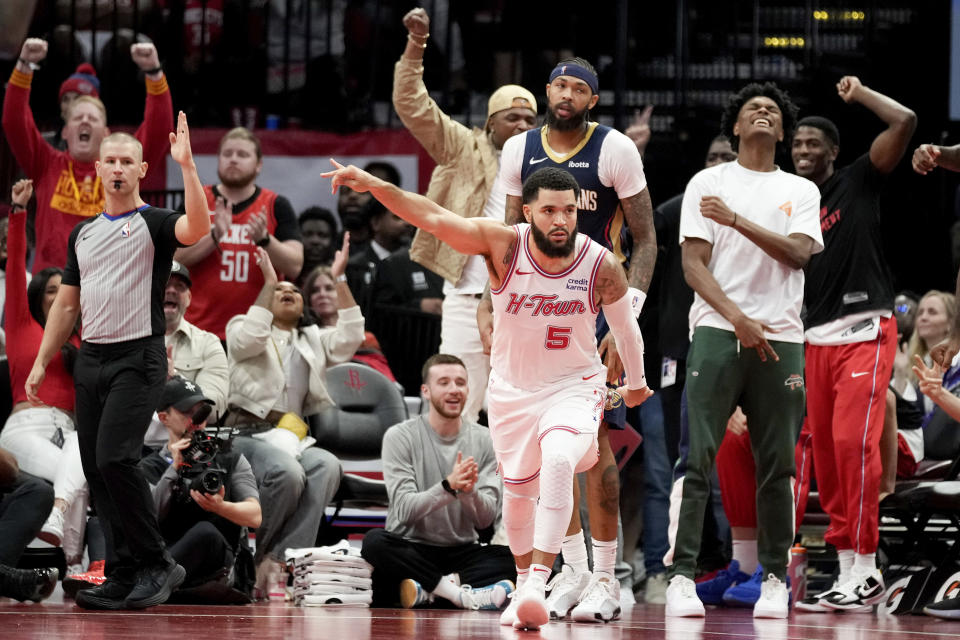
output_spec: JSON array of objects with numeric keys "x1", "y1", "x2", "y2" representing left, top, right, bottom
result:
[{"x1": 670, "y1": 326, "x2": 805, "y2": 581}]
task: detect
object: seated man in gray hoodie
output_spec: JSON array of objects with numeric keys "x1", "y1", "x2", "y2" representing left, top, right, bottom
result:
[{"x1": 361, "y1": 354, "x2": 515, "y2": 609}]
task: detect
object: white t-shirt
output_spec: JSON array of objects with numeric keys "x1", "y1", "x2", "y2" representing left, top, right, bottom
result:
[
  {"x1": 444, "y1": 160, "x2": 507, "y2": 295},
  {"x1": 495, "y1": 125, "x2": 647, "y2": 201},
  {"x1": 679, "y1": 161, "x2": 823, "y2": 344}
]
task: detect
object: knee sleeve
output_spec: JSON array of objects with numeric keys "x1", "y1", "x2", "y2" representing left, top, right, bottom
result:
[
  {"x1": 503, "y1": 483, "x2": 538, "y2": 557},
  {"x1": 532, "y1": 430, "x2": 590, "y2": 554}
]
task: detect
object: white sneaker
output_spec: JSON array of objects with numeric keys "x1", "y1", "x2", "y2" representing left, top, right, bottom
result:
[
  {"x1": 457, "y1": 580, "x2": 514, "y2": 610},
  {"x1": 545, "y1": 564, "x2": 590, "y2": 619},
  {"x1": 571, "y1": 572, "x2": 621, "y2": 622},
  {"x1": 38, "y1": 507, "x2": 65, "y2": 546},
  {"x1": 514, "y1": 578, "x2": 549, "y2": 630},
  {"x1": 644, "y1": 572, "x2": 669, "y2": 605},
  {"x1": 753, "y1": 574, "x2": 789, "y2": 618},
  {"x1": 820, "y1": 568, "x2": 884, "y2": 610},
  {"x1": 500, "y1": 592, "x2": 519, "y2": 626},
  {"x1": 665, "y1": 575, "x2": 705, "y2": 617}
]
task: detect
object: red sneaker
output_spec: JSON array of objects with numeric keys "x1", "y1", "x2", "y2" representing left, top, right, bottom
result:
[{"x1": 63, "y1": 560, "x2": 106, "y2": 598}]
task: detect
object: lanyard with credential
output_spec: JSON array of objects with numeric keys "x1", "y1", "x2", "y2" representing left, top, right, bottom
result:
[{"x1": 67, "y1": 161, "x2": 102, "y2": 203}]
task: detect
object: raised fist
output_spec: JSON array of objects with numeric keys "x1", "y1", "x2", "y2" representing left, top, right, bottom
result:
[
  {"x1": 131, "y1": 42, "x2": 160, "y2": 72},
  {"x1": 19, "y1": 38, "x2": 48, "y2": 64}
]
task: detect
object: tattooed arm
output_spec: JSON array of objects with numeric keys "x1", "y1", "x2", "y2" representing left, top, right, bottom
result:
[{"x1": 621, "y1": 187, "x2": 657, "y2": 292}]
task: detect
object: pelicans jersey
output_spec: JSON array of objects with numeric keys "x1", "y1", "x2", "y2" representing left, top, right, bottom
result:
[
  {"x1": 490, "y1": 224, "x2": 607, "y2": 392},
  {"x1": 498, "y1": 122, "x2": 648, "y2": 264}
]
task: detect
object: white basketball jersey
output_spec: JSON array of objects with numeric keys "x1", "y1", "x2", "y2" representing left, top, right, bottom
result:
[{"x1": 490, "y1": 224, "x2": 607, "y2": 392}]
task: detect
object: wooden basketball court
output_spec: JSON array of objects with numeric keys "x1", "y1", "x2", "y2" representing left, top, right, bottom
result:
[{"x1": 3, "y1": 588, "x2": 957, "y2": 639}]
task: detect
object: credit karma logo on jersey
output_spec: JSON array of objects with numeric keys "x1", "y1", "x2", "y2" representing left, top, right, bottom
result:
[
  {"x1": 505, "y1": 293, "x2": 586, "y2": 317},
  {"x1": 566, "y1": 277, "x2": 588, "y2": 292}
]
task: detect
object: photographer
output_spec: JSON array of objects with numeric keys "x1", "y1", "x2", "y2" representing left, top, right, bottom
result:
[{"x1": 142, "y1": 377, "x2": 261, "y2": 595}]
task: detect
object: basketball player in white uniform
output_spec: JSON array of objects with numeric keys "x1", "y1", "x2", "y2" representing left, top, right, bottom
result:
[{"x1": 321, "y1": 162, "x2": 651, "y2": 630}]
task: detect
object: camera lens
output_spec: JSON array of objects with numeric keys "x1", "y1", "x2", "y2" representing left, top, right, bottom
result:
[{"x1": 200, "y1": 470, "x2": 223, "y2": 494}]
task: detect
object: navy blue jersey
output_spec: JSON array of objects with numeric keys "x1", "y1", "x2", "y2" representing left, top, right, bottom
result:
[{"x1": 519, "y1": 123, "x2": 628, "y2": 263}]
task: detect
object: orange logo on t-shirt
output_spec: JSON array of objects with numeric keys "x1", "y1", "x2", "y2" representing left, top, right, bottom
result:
[
  {"x1": 778, "y1": 201, "x2": 793, "y2": 217},
  {"x1": 50, "y1": 169, "x2": 104, "y2": 217}
]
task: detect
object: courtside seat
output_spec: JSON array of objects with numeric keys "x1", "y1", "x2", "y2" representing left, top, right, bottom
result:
[{"x1": 310, "y1": 363, "x2": 408, "y2": 537}]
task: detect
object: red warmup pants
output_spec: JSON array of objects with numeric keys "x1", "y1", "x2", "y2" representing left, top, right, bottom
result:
[
  {"x1": 716, "y1": 419, "x2": 813, "y2": 533},
  {"x1": 805, "y1": 316, "x2": 897, "y2": 554}
]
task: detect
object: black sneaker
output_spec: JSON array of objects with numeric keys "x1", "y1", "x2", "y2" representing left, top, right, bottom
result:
[
  {"x1": 924, "y1": 596, "x2": 960, "y2": 619},
  {"x1": 821, "y1": 571, "x2": 884, "y2": 610},
  {"x1": 76, "y1": 578, "x2": 134, "y2": 610},
  {"x1": 124, "y1": 560, "x2": 186, "y2": 609},
  {"x1": 0, "y1": 566, "x2": 58, "y2": 602}
]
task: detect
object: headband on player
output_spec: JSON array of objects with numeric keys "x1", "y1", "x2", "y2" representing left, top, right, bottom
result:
[{"x1": 548, "y1": 62, "x2": 598, "y2": 95}]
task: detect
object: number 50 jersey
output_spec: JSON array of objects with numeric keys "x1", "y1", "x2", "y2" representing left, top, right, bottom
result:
[
  {"x1": 185, "y1": 185, "x2": 284, "y2": 340},
  {"x1": 490, "y1": 224, "x2": 607, "y2": 392}
]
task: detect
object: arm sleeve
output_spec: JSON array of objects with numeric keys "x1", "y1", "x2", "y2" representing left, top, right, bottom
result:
[
  {"x1": 455, "y1": 429, "x2": 502, "y2": 530},
  {"x1": 392, "y1": 56, "x2": 470, "y2": 165},
  {"x1": 272, "y1": 196, "x2": 301, "y2": 242},
  {"x1": 382, "y1": 426, "x2": 456, "y2": 525},
  {"x1": 134, "y1": 75, "x2": 174, "y2": 169},
  {"x1": 228, "y1": 455, "x2": 260, "y2": 503},
  {"x1": 1, "y1": 70, "x2": 55, "y2": 180},
  {"x1": 789, "y1": 181, "x2": 824, "y2": 253},
  {"x1": 497, "y1": 134, "x2": 526, "y2": 197},
  {"x1": 603, "y1": 291, "x2": 647, "y2": 389},
  {"x1": 61, "y1": 223, "x2": 84, "y2": 287},
  {"x1": 678, "y1": 171, "x2": 713, "y2": 245},
  {"x1": 599, "y1": 130, "x2": 648, "y2": 199}
]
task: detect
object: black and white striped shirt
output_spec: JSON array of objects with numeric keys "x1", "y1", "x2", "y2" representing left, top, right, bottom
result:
[{"x1": 63, "y1": 205, "x2": 183, "y2": 344}]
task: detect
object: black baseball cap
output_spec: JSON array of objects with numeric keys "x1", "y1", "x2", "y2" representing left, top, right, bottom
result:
[
  {"x1": 158, "y1": 376, "x2": 214, "y2": 412},
  {"x1": 169, "y1": 261, "x2": 192, "y2": 288}
]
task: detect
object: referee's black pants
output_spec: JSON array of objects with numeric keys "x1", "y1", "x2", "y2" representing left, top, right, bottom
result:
[{"x1": 75, "y1": 336, "x2": 169, "y2": 583}]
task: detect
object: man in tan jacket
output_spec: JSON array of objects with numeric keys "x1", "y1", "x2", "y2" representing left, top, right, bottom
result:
[{"x1": 395, "y1": 7, "x2": 537, "y2": 422}]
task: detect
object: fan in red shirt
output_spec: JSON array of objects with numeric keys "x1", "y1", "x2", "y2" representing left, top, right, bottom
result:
[
  {"x1": 174, "y1": 127, "x2": 303, "y2": 339},
  {"x1": 1, "y1": 38, "x2": 173, "y2": 273}
]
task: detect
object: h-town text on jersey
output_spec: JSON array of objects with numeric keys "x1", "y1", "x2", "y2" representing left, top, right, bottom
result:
[{"x1": 504, "y1": 293, "x2": 587, "y2": 317}]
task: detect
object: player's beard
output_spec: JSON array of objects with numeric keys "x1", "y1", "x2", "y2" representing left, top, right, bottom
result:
[
  {"x1": 531, "y1": 222, "x2": 576, "y2": 258},
  {"x1": 546, "y1": 100, "x2": 589, "y2": 132}
]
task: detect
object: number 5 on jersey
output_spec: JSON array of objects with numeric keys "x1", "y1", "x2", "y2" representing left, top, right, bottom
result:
[{"x1": 546, "y1": 325, "x2": 572, "y2": 350}]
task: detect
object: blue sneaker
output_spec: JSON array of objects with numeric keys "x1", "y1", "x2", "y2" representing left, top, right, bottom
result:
[
  {"x1": 723, "y1": 565, "x2": 791, "y2": 608},
  {"x1": 695, "y1": 560, "x2": 750, "y2": 605}
]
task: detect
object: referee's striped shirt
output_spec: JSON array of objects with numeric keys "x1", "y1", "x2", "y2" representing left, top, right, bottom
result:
[{"x1": 63, "y1": 204, "x2": 184, "y2": 344}]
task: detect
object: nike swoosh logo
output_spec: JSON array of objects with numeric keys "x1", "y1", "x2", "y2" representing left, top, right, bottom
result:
[
  {"x1": 851, "y1": 371, "x2": 870, "y2": 378},
  {"x1": 515, "y1": 270, "x2": 535, "y2": 275},
  {"x1": 583, "y1": 372, "x2": 600, "y2": 380},
  {"x1": 529, "y1": 157, "x2": 549, "y2": 165}
]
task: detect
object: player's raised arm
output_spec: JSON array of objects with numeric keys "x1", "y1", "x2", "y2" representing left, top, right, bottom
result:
[{"x1": 322, "y1": 159, "x2": 512, "y2": 258}]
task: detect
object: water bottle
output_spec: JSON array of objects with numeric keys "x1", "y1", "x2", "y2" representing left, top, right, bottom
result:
[{"x1": 789, "y1": 545, "x2": 807, "y2": 603}]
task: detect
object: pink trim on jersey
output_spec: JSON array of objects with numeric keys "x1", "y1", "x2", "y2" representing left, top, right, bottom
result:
[
  {"x1": 522, "y1": 226, "x2": 592, "y2": 279},
  {"x1": 491, "y1": 225, "x2": 523, "y2": 295},
  {"x1": 503, "y1": 469, "x2": 541, "y2": 485},
  {"x1": 537, "y1": 426, "x2": 583, "y2": 444},
  {"x1": 587, "y1": 251, "x2": 606, "y2": 314}
]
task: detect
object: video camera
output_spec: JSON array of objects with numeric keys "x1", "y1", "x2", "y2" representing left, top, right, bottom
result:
[{"x1": 175, "y1": 404, "x2": 234, "y2": 500}]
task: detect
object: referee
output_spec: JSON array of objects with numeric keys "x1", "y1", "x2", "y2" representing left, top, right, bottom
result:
[{"x1": 26, "y1": 111, "x2": 211, "y2": 610}]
